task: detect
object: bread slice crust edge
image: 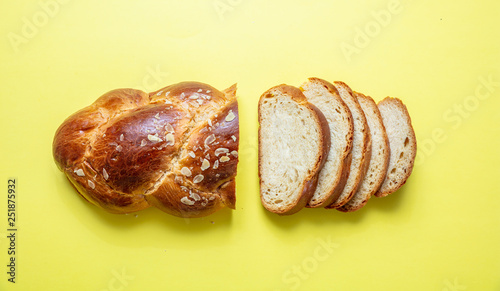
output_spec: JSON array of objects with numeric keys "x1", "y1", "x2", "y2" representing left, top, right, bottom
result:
[{"x1": 258, "y1": 84, "x2": 331, "y2": 215}]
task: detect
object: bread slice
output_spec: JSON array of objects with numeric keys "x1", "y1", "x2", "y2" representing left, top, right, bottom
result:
[
  {"x1": 300, "y1": 78, "x2": 354, "y2": 208},
  {"x1": 375, "y1": 97, "x2": 417, "y2": 197},
  {"x1": 338, "y1": 92, "x2": 390, "y2": 212},
  {"x1": 258, "y1": 84, "x2": 331, "y2": 215},
  {"x1": 326, "y1": 82, "x2": 371, "y2": 209}
]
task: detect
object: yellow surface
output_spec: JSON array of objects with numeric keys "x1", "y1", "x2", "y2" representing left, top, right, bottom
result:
[{"x1": 1, "y1": 0, "x2": 499, "y2": 290}]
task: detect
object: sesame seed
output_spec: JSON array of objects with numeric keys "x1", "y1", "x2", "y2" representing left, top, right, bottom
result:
[
  {"x1": 205, "y1": 134, "x2": 216, "y2": 145},
  {"x1": 201, "y1": 159, "x2": 210, "y2": 171},
  {"x1": 231, "y1": 135, "x2": 237, "y2": 142},
  {"x1": 231, "y1": 151, "x2": 238, "y2": 157},
  {"x1": 188, "y1": 151, "x2": 196, "y2": 158},
  {"x1": 148, "y1": 134, "x2": 163, "y2": 142},
  {"x1": 74, "y1": 169, "x2": 85, "y2": 177},
  {"x1": 220, "y1": 156, "x2": 230, "y2": 162},
  {"x1": 154, "y1": 113, "x2": 160, "y2": 119},
  {"x1": 190, "y1": 192, "x2": 201, "y2": 201},
  {"x1": 181, "y1": 167, "x2": 192, "y2": 177},
  {"x1": 102, "y1": 168, "x2": 109, "y2": 180},
  {"x1": 140, "y1": 139, "x2": 147, "y2": 146},
  {"x1": 215, "y1": 148, "x2": 229, "y2": 156},
  {"x1": 88, "y1": 180, "x2": 95, "y2": 189},
  {"x1": 119, "y1": 134, "x2": 124, "y2": 141},
  {"x1": 180, "y1": 197, "x2": 195, "y2": 206},
  {"x1": 225, "y1": 110, "x2": 236, "y2": 122},
  {"x1": 193, "y1": 174, "x2": 204, "y2": 184},
  {"x1": 213, "y1": 160, "x2": 219, "y2": 169},
  {"x1": 165, "y1": 123, "x2": 174, "y2": 132},
  {"x1": 165, "y1": 133, "x2": 175, "y2": 145}
]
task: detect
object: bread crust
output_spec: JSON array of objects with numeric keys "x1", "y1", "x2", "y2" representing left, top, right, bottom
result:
[
  {"x1": 326, "y1": 81, "x2": 371, "y2": 209},
  {"x1": 53, "y1": 82, "x2": 239, "y2": 217},
  {"x1": 338, "y1": 92, "x2": 389, "y2": 212},
  {"x1": 375, "y1": 97, "x2": 416, "y2": 197},
  {"x1": 258, "y1": 85, "x2": 330, "y2": 215},
  {"x1": 302, "y1": 78, "x2": 354, "y2": 208}
]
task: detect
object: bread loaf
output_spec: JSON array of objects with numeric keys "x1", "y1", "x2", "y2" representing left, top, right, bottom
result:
[{"x1": 52, "y1": 81, "x2": 239, "y2": 218}]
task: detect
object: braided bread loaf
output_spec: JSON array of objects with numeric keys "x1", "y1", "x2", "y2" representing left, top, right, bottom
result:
[{"x1": 53, "y1": 82, "x2": 239, "y2": 218}]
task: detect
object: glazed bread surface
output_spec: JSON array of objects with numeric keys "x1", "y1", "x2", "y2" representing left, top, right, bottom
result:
[{"x1": 53, "y1": 82, "x2": 239, "y2": 218}]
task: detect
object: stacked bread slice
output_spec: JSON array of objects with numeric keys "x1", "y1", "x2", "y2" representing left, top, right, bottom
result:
[{"x1": 258, "y1": 78, "x2": 416, "y2": 215}]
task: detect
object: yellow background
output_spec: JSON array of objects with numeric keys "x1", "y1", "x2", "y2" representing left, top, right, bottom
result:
[{"x1": 1, "y1": 0, "x2": 499, "y2": 290}]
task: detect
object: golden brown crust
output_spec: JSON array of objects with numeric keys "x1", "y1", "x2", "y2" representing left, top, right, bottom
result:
[
  {"x1": 53, "y1": 82, "x2": 239, "y2": 217},
  {"x1": 375, "y1": 97, "x2": 416, "y2": 197},
  {"x1": 338, "y1": 92, "x2": 388, "y2": 212},
  {"x1": 302, "y1": 78, "x2": 354, "y2": 208},
  {"x1": 325, "y1": 82, "x2": 371, "y2": 209},
  {"x1": 258, "y1": 84, "x2": 330, "y2": 215}
]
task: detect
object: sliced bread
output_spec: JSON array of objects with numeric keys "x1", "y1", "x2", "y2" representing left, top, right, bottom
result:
[
  {"x1": 338, "y1": 92, "x2": 390, "y2": 212},
  {"x1": 300, "y1": 78, "x2": 354, "y2": 208},
  {"x1": 375, "y1": 97, "x2": 416, "y2": 197},
  {"x1": 326, "y1": 82, "x2": 371, "y2": 209},
  {"x1": 258, "y1": 85, "x2": 331, "y2": 215}
]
